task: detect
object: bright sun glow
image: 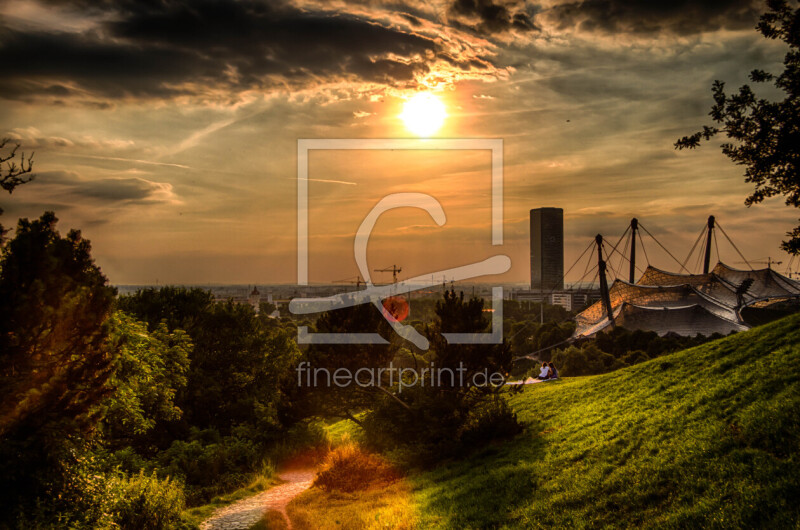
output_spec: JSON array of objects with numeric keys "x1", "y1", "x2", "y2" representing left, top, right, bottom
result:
[{"x1": 400, "y1": 92, "x2": 447, "y2": 137}]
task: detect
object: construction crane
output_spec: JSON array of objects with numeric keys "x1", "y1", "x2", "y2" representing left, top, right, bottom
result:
[
  {"x1": 736, "y1": 257, "x2": 782, "y2": 269},
  {"x1": 333, "y1": 276, "x2": 364, "y2": 289},
  {"x1": 374, "y1": 265, "x2": 402, "y2": 283}
]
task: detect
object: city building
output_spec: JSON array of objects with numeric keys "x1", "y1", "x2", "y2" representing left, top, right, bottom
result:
[{"x1": 530, "y1": 207, "x2": 564, "y2": 291}]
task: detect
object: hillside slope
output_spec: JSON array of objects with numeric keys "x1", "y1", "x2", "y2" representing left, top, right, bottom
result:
[{"x1": 410, "y1": 312, "x2": 800, "y2": 528}]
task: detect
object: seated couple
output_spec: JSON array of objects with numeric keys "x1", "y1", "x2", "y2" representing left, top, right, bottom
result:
[{"x1": 537, "y1": 362, "x2": 558, "y2": 380}]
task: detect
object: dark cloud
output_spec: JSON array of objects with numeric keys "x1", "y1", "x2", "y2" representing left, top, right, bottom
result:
[
  {"x1": 0, "y1": 0, "x2": 498, "y2": 103},
  {"x1": 544, "y1": 0, "x2": 761, "y2": 35},
  {"x1": 449, "y1": 0, "x2": 538, "y2": 34},
  {"x1": 38, "y1": 171, "x2": 175, "y2": 203}
]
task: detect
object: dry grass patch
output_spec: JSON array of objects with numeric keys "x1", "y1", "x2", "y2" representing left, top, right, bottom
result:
[
  {"x1": 313, "y1": 442, "x2": 400, "y2": 493},
  {"x1": 288, "y1": 482, "x2": 417, "y2": 530}
]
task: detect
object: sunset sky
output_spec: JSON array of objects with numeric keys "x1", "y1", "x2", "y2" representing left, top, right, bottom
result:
[{"x1": 1, "y1": 0, "x2": 797, "y2": 285}]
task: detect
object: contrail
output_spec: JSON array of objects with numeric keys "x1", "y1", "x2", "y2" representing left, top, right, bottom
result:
[
  {"x1": 295, "y1": 177, "x2": 357, "y2": 186},
  {"x1": 60, "y1": 153, "x2": 193, "y2": 170}
]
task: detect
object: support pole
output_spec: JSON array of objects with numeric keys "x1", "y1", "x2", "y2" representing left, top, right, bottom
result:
[
  {"x1": 629, "y1": 218, "x2": 638, "y2": 283},
  {"x1": 596, "y1": 234, "x2": 615, "y2": 325},
  {"x1": 703, "y1": 215, "x2": 715, "y2": 274}
]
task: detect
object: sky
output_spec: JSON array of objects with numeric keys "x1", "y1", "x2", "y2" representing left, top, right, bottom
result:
[{"x1": 0, "y1": 0, "x2": 797, "y2": 285}]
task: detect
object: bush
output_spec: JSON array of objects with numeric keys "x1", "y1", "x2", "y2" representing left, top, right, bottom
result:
[
  {"x1": 314, "y1": 442, "x2": 399, "y2": 493},
  {"x1": 108, "y1": 471, "x2": 189, "y2": 530},
  {"x1": 458, "y1": 395, "x2": 523, "y2": 448},
  {"x1": 156, "y1": 431, "x2": 262, "y2": 504},
  {"x1": 552, "y1": 343, "x2": 626, "y2": 376},
  {"x1": 363, "y1": 388, "x2": 522, "y2": 468}
]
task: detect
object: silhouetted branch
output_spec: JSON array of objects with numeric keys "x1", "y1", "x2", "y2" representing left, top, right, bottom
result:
[{"x1": 0, "y1": 138, "x2": 35, "y2": 194}]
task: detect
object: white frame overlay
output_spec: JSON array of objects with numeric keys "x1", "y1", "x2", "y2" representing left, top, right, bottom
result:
[{"x1": 294, "y1": 138, "x2": 505, "y2": 347}]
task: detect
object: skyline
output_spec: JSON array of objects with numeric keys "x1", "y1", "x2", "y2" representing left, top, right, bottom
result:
[{"x1": 1, "y1": 0, "x2": 797, "y2": 285}]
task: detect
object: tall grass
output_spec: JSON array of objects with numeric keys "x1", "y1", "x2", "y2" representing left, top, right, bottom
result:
[{"x1": 314, "y1": 442, "x2": 400, "y2": 493}]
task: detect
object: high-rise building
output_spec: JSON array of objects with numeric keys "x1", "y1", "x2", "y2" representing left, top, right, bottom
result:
[{"x1": 530, "y1": 207, "x2": 564, "y2": 291}]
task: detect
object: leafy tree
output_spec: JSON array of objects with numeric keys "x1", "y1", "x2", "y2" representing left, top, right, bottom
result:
[
  {"x1": 551, "y1": 343, "x2": 625, "y2": 376},
  {"x1": 0, "y1": 212, "x2": 116, "y2": 521},
  {"x1": 102, "y1": 312, "x2": 192, "y2": 449},
  {"x1": 676, "y1": 0, "x2": 800, "y2": 254},
  {"x1": 428, "y1": 290, "x2": 513, "y2": 386},
  {"x1": 298, "y1": 303, "x2": 398, "y2": 426},
  {"x1": 118, "y1": 288, "x2": 301, "y2": 440},
  {"x1": 363, "y1": 290, "x2": 521, "y2": 466},
  {"x1": 0, "y1": 138, "x2": 34, "y2": 240},
  {"x1": 0, "y1": 212, "x2": 116, "y2": 438}
]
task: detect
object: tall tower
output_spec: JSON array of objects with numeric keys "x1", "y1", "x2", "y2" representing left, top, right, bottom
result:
[{"x1": 530, "y1": 208, "x2": 564, "y2": 291}]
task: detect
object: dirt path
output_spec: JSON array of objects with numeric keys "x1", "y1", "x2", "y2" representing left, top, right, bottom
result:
[{"x1": 200, "y1": 469, "x2": 315, "y2": 530}]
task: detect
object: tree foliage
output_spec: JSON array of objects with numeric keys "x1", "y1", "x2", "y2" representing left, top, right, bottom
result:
[
  {"x1": 363, "y1": 290, "x2": 521, "y2": 466},
  {"x1": 103, "y1": 312, "x2": 192, "y2": 447},
  {"x1": 299, "y1": 302, "x2": 398, "y2": 424},
  {"x1": 0, "y1": 212, "x2": 116, "y2": 522},
  {"x1": 0, "y1": 212, "x2": 116, "y2": 439},
  {"x1": 676, "y1": 0, "x2": 800, "y2": 254},
  {"x1": 117, "y1": 288, "x2": 302, "y2": 441}
]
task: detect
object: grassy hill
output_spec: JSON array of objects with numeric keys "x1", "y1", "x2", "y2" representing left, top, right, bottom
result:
[{"x1": 287, "y1": 312, "x2": 800, "y2": 529}]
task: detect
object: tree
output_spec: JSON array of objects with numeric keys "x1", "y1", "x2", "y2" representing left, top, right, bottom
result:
[
  {"x1": 117, "y1": 288, "x2": 301, "y2": 441},
  {"x1": 299, "y1": 303, "x2": 398, "y2": 426},
  {"x1": 0, "y1": 212, "x2": 116, "y2": 521},
  {"x1": 0, "y1": 139, "x2": 35, "y2": 240},
  {"x1": 362, "y1": 290, "x2": 521, "y2": 465},
  {"x1": 102, "y1": 312, "x2": 192, "y2": 449},
  {"x1": 676, "y1": 0, "x2": 800, "y2": 254}
]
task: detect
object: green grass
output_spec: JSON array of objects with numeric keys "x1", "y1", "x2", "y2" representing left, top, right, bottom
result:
[
  {"x1": 323, "y1": 416, "x2": 363, "y2": 445},
  {"x1": 292, "y1": 312, "x2": 800, "y2": 528}
]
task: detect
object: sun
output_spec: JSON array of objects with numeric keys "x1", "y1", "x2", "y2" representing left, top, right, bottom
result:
[{"x1": 400, "y1": 92, "x2": 447, "y2": 137}]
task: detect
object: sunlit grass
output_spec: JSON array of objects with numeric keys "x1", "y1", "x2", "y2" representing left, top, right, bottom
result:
[
  {"x1": 301, "y1": 312, "x2": 800, "y2": 528},
  {"x1": 323, "y1": 417, "x2": 363, "y2": 445},
  {"x1": 248, "y1": 510, "x2": 288, "y2": 529},
  {"x1": 288, "y1": 482, "x2": 417, "y2": 529}
]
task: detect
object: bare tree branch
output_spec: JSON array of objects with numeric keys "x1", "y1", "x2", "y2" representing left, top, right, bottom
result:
[{"x1": 0, "y1": 138, "x2": 36, "y2": 194}]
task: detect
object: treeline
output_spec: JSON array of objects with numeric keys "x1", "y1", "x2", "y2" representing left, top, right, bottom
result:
[{"x1": 550, "y1": 327, "x2": 728, "y2": 377}]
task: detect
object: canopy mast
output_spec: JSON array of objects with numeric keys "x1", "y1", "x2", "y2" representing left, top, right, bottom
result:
[
  {"x1": 629, "y1": 217, "x2": 638, "y2": 283},
  {"x1": 703, "y1": 215, "x2": 715, "y2": 274},
  {"x1": 596, "y1": 234, "x2": 615, "y2": 326}
]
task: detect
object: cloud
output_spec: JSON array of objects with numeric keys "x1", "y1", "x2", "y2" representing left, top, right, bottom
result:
[
  {"x1": 448, "y1": 0, "x2": 538, "y2": 34},
  {"x1": 37, "y1": 170, "x2": 179, "y2": 204},
  {"x1": 542, "y1": 0, "x2": 761, "y2": 35},
  {"x1": 0, "y1": 0, "x2": 507, "y2": 104},
  {"x1": 4, "y1": 127, "x2": 135, "y2": 150}
]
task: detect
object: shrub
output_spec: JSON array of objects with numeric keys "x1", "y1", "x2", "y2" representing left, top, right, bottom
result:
[
  {"x1": 108, "y1": 470, "x2": 189, "y2": 529},
  {"x1": 363, "y1": 388, "x2": 522, "y2": 468},
  {"x1": 552, "y1": 343, "x2": 626, "y2": 376},
  {"x1": 156, "y1": 430, "x2": 262, "y2": 503},
  {"x1": 458, "y1": 395, "x2": 523, "y2": 448},
  {"x1": 314, "y1": 442, "x2": 400, "y2": 493}
]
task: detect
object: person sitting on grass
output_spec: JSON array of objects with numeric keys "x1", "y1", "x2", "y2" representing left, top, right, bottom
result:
[
  {"x1": 547, "y1": 362, "x2": 559, "y2": 380},
  {"x1": 537, "y1": 362, "x2": 550, "y2": 380}
]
